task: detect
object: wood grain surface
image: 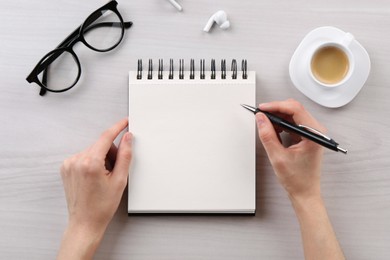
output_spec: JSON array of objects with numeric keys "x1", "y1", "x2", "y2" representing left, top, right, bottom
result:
[{"x1": 0, "y1": 0, "x2": 389, "y2": 259}]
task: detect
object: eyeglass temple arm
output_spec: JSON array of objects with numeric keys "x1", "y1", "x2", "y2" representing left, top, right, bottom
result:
[
  {"x1": 40, "y1": 21, "x2": 131, "y2": 70},
  {"x1": 40, "y1": 21, "x2": 132, "y2": 71},
  {"x1": 57, "y1": 9, "x2": 106, "y2": 48},
  {"x1": 83, "y1": 21, "x2": 132, "y2": 34},
  {"x1": 38, "y1": 21, "x2": 132, "y2": 96}
]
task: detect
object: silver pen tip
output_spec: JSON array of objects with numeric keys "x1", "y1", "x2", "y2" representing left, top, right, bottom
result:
[
  {"x1": 337, "y1": 146, "x2": 348, "y2": 154},
  {"x1": 240, "y1": 104, "x2": 257, "y2": 114}
]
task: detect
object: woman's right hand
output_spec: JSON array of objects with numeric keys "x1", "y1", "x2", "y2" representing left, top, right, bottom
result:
[{"x1": 255, "y1": 99, "x2": 326, "y2": 201}]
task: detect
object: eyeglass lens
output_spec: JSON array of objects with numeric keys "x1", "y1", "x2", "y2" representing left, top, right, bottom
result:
[
  {"x1": 83, "y1": 9, "x2": 123, "y2": 51},
  {"x1": 38, "y1": 50, "x2": 80, "y2": 92}
]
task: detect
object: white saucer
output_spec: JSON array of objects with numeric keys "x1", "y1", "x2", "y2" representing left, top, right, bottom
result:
[{"x1": 289, "y1": 26, "x2": 371, "y2": 108}]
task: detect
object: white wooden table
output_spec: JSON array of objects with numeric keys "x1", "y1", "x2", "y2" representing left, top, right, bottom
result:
[{"x1": 1, "y1": 0, "x2": 389, "y2": 259}]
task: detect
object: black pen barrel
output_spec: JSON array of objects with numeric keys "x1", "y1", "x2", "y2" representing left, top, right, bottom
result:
[
  {"x1": 261, "y1": 111, "x2": 339, "y2": 152},
  {"x1": 279, "y1": 121, "x2": 338, "y2": 151}
]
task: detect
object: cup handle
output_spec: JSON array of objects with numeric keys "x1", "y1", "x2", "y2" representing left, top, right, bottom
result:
[{"x1": 340, "y1": 32, "x2": 354, "y2": 47}]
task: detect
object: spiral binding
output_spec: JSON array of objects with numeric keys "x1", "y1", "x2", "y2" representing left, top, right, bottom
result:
[
  {"x1": 211, "y1": 59, "x2": 216, "y2": 80},
  {"x1": 169, "y1": 59, "x2": 174, "y2": 79},
  {"x1": 137, "y1": 59, "x2": 248, "y2": 80},
  {"x1": 242, "y1": 59, "x2": 247, "y2": 79},
  {"x1": 148, "y1": 59, "x2": 153, "y2": 80},
  {"x1": 221, "y1": 59, "x2": 226, "y2": 79},
  {"x1": 190, "y1": 59, "x2": 195, "y2": 79},
  {"x1": 179, "y1": 59, "x2": 184, "y2": 79},
  {"x1": 231, "y1": 59, "x2": 237, "y2": 79},
  {"x1": 158, "y1": 59, "x2": 163, "y2": 79},
  {"x1": 137, "y1": 59, "x2": 142, "y2": 79}
]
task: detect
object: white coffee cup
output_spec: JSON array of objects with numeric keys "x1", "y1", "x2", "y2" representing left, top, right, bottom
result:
[{"x1": 309, "y1": 33, "x2": 355, "y2": 88}]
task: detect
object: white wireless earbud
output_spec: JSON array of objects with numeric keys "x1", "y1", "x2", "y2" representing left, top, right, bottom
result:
[
  {"x1": 203, "y1": 10, "x2": 230, "y2": 32},
  {"x1": 166, "y1": 0, "x2": 182, "y2": 12}
]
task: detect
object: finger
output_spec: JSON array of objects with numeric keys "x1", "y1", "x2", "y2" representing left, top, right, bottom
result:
[
  {"x1": 256, "y1": 112, "x2": 285, "y2": 159},
  {"x1": 92, "y1": 118, "x2": 129, "y2": 156},
  {"x1": 112, "y1": 132, "x2": 133, "y2": 182},
  {"x1": 259, "y1": 99, "x2": 326, "y2": 133}
]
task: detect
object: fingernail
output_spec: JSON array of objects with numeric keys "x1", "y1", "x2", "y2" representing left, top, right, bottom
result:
[
  {"x1": 256, "y1": 113, "x2": 266, "y2": 127},
  {"x1": 126, "y1": 132, "x2": 133, "y2": 143},
  {"x1": 258, "y1": 103, "x2": 268, "y2": 109}
]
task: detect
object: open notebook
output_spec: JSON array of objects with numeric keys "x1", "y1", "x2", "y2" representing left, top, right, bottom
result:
[{"x1": 128, "y1": 59, "x2": 256, "y2": 214}]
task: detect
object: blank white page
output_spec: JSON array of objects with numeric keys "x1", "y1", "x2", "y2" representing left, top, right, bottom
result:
[{"x1": 128, "y1": 71, "x2": 256, "y2": 214}]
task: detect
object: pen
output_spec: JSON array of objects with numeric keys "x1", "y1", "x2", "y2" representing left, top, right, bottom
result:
[{"x1": 241, "y1": 104, "x2": 348, "y2": 154}]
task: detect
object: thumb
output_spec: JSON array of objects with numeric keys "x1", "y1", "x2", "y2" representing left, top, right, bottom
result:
[
  {"x1": 256, "y1": 112, "x2": 284, "y2": 159},
  {"x1": 112, "y1": 132, "x2": 133, "y2": 180}
]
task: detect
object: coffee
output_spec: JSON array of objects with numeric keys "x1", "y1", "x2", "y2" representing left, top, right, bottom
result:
[{"x1": 311, "y1": 46, "x2": 349, "y2": 85}]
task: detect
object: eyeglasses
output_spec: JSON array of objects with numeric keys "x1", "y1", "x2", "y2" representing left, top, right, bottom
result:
[{"x1": 26, "y1": 0, "x2": 132, "y2": 96}]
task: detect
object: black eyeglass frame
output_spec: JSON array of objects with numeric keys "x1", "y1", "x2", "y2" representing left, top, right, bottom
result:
[{"x1": 26, "y1": 0, "x2": 132, "y2": 96}]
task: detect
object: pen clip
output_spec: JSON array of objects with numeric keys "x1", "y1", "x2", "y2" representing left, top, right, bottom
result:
[{"x1": 298, "y1": 124, "x2": 333, "y2": 142}]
